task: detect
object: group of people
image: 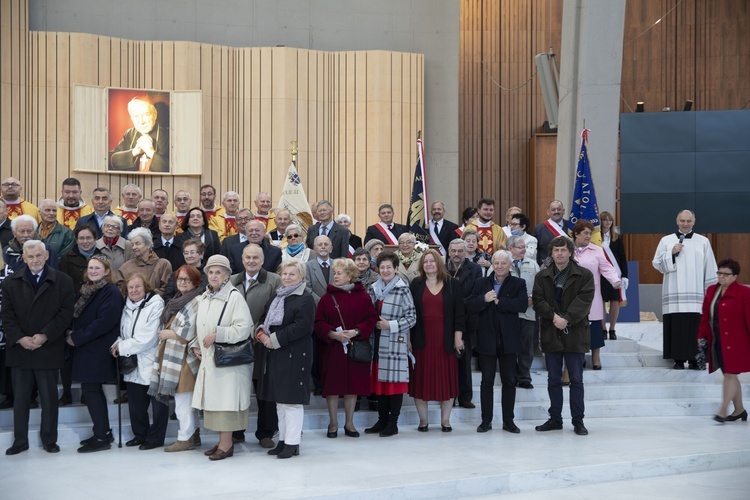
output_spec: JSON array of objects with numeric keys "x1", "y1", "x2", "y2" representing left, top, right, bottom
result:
[{"x1": 0, "y1": 175, "x2": 747, "y2": 460}]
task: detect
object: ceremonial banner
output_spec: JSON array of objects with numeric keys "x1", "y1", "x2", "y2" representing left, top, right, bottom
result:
[
  {"x1": 278, "y1": 162, "x2": 313, "y2": 232},
  {"x1": 406, "y1": 138, "x2": 430, "y2": 243},
  {"x1": 568, "y1": 128, "x2": 602, "y2": 246}
]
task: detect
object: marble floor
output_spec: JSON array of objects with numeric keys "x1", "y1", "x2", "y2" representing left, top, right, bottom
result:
[{"x1": 1, "y1": 415, "x2": 748, "y2": 499}]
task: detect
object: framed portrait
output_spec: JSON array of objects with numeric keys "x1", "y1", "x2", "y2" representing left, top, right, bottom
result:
[
  {"x1": 108, "y1": 88, "x2": 170, "y2": 173},
  {"x1": 72, "y1": 85, "x2": 202, "y2": 176}
]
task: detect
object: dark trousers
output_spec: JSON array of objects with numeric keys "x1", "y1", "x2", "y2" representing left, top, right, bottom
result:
[
  {"x1": 478, "y1": 348, "x2": 517, "y2": 424},
  {"x1": 60, "y1": 345, "x2": 73, "y2": 397},
  {"x1": 11, "y1": 367, "x2": 58, "y2": 446},
  {"x1": 516, "y1": 319, "x2": 535, "y2": 384},
  {"x1": 544, "y1": 351, "x2": 585, "y2": 422},
  {"x1": 126, "y1": 382, "x2": 168, "y2": 445},
  {"x1": 81, "y1": 382, "x2": 110, "y2": 439},
  {"x1": 253, "y1": 378, "x2": 278, "y2": 441},
  {"x1": 457, "y1": 330, "x2": 474, "y2": 403}
]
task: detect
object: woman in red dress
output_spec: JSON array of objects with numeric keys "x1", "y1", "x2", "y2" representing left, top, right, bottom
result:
[
  {"x1": 408, "y1": 249, "x2": 466, "y2": 431},
  {"x1": 698, "y1": 258, "x2": 750, "y2": 422},
  {"x1": 314, "y1": 259, "x2": 378, "y2": 438}
]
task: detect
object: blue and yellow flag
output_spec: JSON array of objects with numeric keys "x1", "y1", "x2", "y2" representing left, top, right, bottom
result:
[
  {"x1": 568, "y1": 128, "x2": 602, "y2": 245},
  {"x1": 406, "y1": 139, "x2": 430, "y2": 243}
]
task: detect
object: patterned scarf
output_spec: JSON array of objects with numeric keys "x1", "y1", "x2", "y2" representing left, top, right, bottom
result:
[
  {"x1": 372, "y1": 276, "x2": 400, "y2": 302},
  {"x1": 73, "y1": 279, "x2": 108, "y2": 318},
  {"x1": 148, "y1": 295, "x2": 201, "y2": 404},
  {"x1": 397, "y1": 249, "x2": 422, "y2": 269},
  {"x1": 264, "y1": 282, "x2": 305, "y2": 328},
  {"x1": 553, "y1": 261, "x2": 572, "y2": 290},
  {"x1": 160, "y1": 286, "x2": 201, "y2": 325}
]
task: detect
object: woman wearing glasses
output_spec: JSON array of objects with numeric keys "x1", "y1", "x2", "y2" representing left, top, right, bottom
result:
[
  {"x1": 698, "y1": 259, "x2": 750, "y2": 423},
  {"x1": 162, "y1": 238, "x2": 208, "y2": 301},
  {"x1": 282, "y1": 224, "x2": 312, "y2": 262},
  {"x1": 174, "y1": 207, "x2": 221, "y2": 266}
]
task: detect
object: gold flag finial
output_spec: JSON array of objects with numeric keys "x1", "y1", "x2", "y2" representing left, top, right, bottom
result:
[
  {"x1": 417, "y1": 130, "x2": 422, "y2": 140},
  {"x1": 291, "y1": 140, "x2": 298, "y2": 163}
]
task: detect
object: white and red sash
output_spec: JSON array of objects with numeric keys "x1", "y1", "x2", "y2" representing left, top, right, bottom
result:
[
  {"x1": 429, "y1": 221, "x2": 446, "y2": 255},
  {"x1": 374, "y1": 222, "x2": 399, "y2": 245},
  {"x1": 348, "y1": 245, "x2": 355, "y2": 258},
  {"x1": 544, "y1": 218, "x2": 569, "y2": 238}
]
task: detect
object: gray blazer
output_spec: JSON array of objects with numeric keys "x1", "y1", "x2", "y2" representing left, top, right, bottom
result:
[
  {"x1": 305, "y1": 258, "x2": 334, "y2": 305},
  {"x1": 305, "y1": 221, "x2": 351, "y2": 259}
]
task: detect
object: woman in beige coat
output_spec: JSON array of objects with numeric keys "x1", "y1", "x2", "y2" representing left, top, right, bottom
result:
[{"x1": 190, "y1": 254, "x2": 252, "y2": 461}]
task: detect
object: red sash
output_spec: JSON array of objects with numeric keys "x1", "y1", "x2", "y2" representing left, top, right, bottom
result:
[
  {"x1": 544, "y1": 219, "x2": 568, "y2": 238},
  {"x1": 374, "y1": 223, "x2": 399, "y2": 245}
]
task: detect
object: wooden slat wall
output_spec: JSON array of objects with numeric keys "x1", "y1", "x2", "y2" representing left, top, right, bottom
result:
[
  {"x1": 459, "y1": 0, "x2": 562, "y2": 223},
  {"x1": 0, "y1": 0, "x2": 423, "y2": 238},
  {"x1": 461, "y1": 0, "x2": 750, "y2": 284}
]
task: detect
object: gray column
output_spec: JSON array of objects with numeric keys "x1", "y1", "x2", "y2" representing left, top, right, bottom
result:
[{"x1": 555, "y1": 0, "x2": 626, "y2": 216}]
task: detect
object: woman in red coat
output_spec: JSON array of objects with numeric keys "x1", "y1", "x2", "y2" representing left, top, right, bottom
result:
[
  {"x1": 314, "y1": 258, "x2": 378, "y2": 438},
  {"x1": 698, "y1": 258, "x2": 750, "y2": 423}
]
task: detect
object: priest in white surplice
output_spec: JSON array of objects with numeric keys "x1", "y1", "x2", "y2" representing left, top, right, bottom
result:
[{"x1": 653, "y1": 210, "x2": 717, "y2": 369}]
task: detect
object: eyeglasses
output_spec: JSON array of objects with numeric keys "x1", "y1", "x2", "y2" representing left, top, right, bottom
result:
[
  {"x1": 716, "y1": 272, "x2": 735, "y2": 277},
  {"x1": 1, "y1": 183, "x2": 20, "y2": 188},
  {"x1": 287, "y1": 233, "x2": 301, "y2": 239},
  {"x1": 102, "y1": 223, "x2": 120, "y2": 230},
  {"x1": 509, "y1": 222, "x2": 521, "y2": 227},
  {"x1": 176, "y1": 277, "x2": 192, "y2": 283},
  {"x1": 183, "y1": 250, "x2": 201, "y2": 256},
  {"x1": 90, "y1": 255, "x2": 109, "y2": 262}
]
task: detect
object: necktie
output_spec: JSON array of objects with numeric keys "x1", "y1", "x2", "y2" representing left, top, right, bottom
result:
[
  {"x1": 246, "y1": 278, "x2": 255, "y2": 290},
  {"x1": 321, "y1": 261, "x2": 330, "y2": 282},
  {"x1": 388, "y1": 224, "x2": 393, "y2": 231},
  {"x1": 165, "y1": 241, "x2": 170, "y2": 248},
  {"x1": 514, "y1": 260, "x2": 521, "y2": 276},
  {"x1": 434, "y1": 222, "x2": 439, "y2": 234},
  {"x1": 321, "y1": 226, "x2": 327, "y2": 236},
  {"x1": 35, "y1": 274, "x2": 41, "y2": 284},
  {"x1": 321, "y1": 262, "x2": 329, "y2": 269}
]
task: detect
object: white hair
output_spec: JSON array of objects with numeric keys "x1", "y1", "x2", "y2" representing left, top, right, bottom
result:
[
  {"x1": 336, "y1": 213, "x2": 351, "y2": 224},
  {"x1": 11, "y1": 214, "x2": 38, "y2": 232},
  {"x1": 127, "y1": 227, "x2": 153, "y2": 248}
]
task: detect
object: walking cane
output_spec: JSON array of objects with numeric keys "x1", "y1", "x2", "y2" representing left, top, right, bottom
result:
[{"x1": 115, "y1": 356, "x2": 122, "y2": 448}]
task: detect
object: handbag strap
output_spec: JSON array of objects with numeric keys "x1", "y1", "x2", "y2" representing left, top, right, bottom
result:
[
  {"x1": 216, "y1": 287, "x2": 237, "y2": 326},
  {"x1": 130, "y1": 291, "x2": 154, "y2": 338},
  {"x1": 329, "y1": 294, "x2": 347, "y2": 330}
]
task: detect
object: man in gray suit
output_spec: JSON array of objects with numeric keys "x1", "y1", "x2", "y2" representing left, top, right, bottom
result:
[
  {"x1": 305, "y1": 235, "x2": 334, "y2": 395},
  {"x1": 305, "y1": 200, "x2": 350, "y2": 259}
]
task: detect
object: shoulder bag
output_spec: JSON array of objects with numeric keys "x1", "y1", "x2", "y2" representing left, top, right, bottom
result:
[
  {"x1": 214, "y1": 288, "x2": 255, "y2": 367},
  {"x1": 331, "y1": 294, "x2": 372, "y2": 363},
  {"x1": 118, "y1": 292, "x2": 154, "y2": 374}
]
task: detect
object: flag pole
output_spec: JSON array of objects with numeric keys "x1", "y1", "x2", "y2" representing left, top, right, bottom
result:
[{"x1": 290, "y1": 139, "x2": 298, "y2": 167}]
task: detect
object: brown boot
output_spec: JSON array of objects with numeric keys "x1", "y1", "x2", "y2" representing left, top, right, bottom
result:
[{"x1": 164, "y1": 440, "x2": 194, "y2": 452}]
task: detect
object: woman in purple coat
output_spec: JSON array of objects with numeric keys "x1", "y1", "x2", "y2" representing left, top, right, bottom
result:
[{"x1": 314, "y1": 258, "x2": 378, "y2": 438}]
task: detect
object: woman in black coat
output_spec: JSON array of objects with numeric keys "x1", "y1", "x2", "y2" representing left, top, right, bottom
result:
[
  {"x1": 408, "y1": 249, "x2": 466, "y2": 432},
  {"x1": 256, "y1": 259, "x2": 315, "y2": 460},
  {"x1": 599, "y1": 211, "x2": 628, "y2": 340},
  {"x1": 174, "y1": 207, "x2": 221, "y2": 266},
  {"x1": 67, "y1": 255, "x2": 124, "y2": 453}
]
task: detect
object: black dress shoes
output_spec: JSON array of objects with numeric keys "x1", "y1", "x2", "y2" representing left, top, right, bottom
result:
[
  {"x1": 344, "y1": 427, "x2": 360, "y2": 438},
  {"x1": 476, "y1": 421, "x2": 492, "y2": 433},
  {"x1": 78, "y1": 439, "x2": 111, "y2": 453},
  {"x1": 535, "y1": 419, "x2": 563, "y2": 432},
  {"x1": 139, "y1": 442, "x2": 162, "y2": 450},
  {"x1": 81, "y1": 430, "x2": 115, "y2": 445},
  {"x1": 518, "y1": 381, "x2": 534, "y2": 389},
  {"x1": 43, "y1": 443, "x2": 60, "y2": 453},
  {"x1": 125, "y1": 438, "x2": 144, "y2": 447},
  {"x1": 459, "y1": 401, "x2": 476, "y2": 409},
  {"x1": 573, "y1": 420, "x2": 589, "y2": 435},
  {"x1": 5, "y1": 444, "x2": 29, "y2": 455},
  {"x1": 502, "y1": 421, "x2": 520, "y2": 434}
]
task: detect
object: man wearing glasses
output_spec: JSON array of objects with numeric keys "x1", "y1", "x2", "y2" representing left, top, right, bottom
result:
[{"x1": 1, "y1": 177, "x2": 40, "y2": 222}]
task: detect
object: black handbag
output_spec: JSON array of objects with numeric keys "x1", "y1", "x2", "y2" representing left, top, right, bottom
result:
[
  {"x1": 214, "y1": 289, "x2": 255, "y2": 367},
  {"x1": 330, "y1": 295, "x2": 373, "y2": 363}
]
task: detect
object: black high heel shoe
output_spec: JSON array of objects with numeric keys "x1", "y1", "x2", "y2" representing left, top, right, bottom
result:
[
  {"x1": 725, "y1": 410, "x2": 748, "y2": 422},
  {"x1": 713, "y1": 415, "x2": 726, "y2": 423},
  {"x1": 277, "y1": 444, "x2": 299, "y2": 459}
]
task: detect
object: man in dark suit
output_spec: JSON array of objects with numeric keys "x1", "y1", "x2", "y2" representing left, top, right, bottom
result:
[
  {"x1": 153, "y1": 213, "x2": 185, "y2": 271},
  {"x1": 305, "y1": 235, "x2": 334, "y2": 395},
  {"x1": 227, "y1": 219, "x2": 281, "y2": 275},
  {"x1": 109, "y1": 97, "x2": 169, "y2": 173},
  {"x1": 219, "y1": 208, "x2": 254, "y2": 257},
  {"x1": 2, "y1": 240, "x2": 74, "y2": 455},
  {"x1": 75, "y1": 187, "x2": 128, "y2": 238},
  {"x1": 268, "y1": 209, "x2": 292, "y2": 247},
  {"x1": 363, "y1": 204, "x2": 409, "y2": 245},
  {"x1": 429, "y1": 201, "x2": 461, "y2": 256},
  {"x1": 532, "y1": 200, "x2": 570, "y2": 265},
  {"x1": 467, "y1": 249, "x2": 528, "y2": 434},
  {"x1": 446, "y1": 238, "x2": 483, "y2": 409},
  {"x1": 305, "y1": 200, "x2": 350, "y2": 259},
  {"x1": 130, "y1": 199, "x2": 161, "y2": 240}
]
